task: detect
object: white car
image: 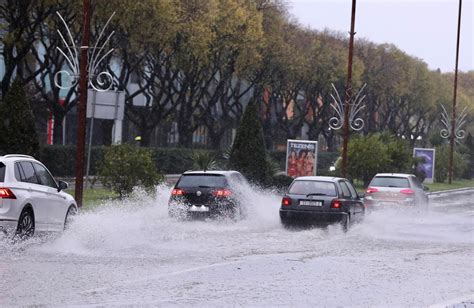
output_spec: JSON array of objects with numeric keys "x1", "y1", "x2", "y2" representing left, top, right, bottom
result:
[
  {"x1": 0, "y1": 154, "x2": 77, "y2": 237},
  {"x1": 364, "y1": 173, "x2": 429, "y2": 209}
]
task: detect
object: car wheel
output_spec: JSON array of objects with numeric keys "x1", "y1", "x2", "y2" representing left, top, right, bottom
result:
[
  {"x1": 16, "y1": 208, "x2": 35, "y2": 238},
  {"x1": 64, "y1": 206, "x2": 77, "y2": 230}
]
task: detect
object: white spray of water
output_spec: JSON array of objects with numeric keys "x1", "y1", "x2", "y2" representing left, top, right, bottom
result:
[{"x1": 1, "y1": 184, "x2": 472, "y2": 258}]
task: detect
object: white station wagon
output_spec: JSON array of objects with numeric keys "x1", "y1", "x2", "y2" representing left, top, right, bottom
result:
[{"x1": 0, "y1": 154, "x2": 77, "y2": 237}]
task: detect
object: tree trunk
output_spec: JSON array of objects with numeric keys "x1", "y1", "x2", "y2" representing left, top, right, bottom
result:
[
  {"x1": 138, "y1": 126, "x2": 152, "y2": 147},
  {"x1": 177, "y1": 122, "x2": 194, "y2": 148},
  {"x1": 52, "y1": 114, "x2": 64, "y2": 145}
]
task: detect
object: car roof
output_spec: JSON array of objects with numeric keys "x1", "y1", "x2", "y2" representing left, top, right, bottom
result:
[
  {"x1": 0, "y1": 154, "x2": 36, "y2": 162},
  {"x1": 374, "y1": 173, "x2": 414, "y2": 178},
  {"x1": 293, "y1": 176, "x2": 345, "y2": 183},
  {"x1": 182, "y1": 170, "x2": 241, "y2": 176}
]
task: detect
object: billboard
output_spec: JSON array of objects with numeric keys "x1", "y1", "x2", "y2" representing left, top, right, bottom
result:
[
  {"x1": 286, "y1": 140, "x2": 318, "y2": 178},
  {"x1": 413, "y1": 148, "x2": 436, "y2": 183}
]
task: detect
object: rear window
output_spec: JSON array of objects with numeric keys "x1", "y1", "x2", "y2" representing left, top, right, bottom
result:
[
  {"x1": 371, "y1": 176, "x2": 410, "y2": 188},
  {"x1": 289, "y1": 180, "x2": 337, "y2": 196},
  {"x1": 177, "y1": 174, "x2": 228, "y2": 188},
  {"x1": 0, "y1": 162, "x2": 5, "y2": 182}
]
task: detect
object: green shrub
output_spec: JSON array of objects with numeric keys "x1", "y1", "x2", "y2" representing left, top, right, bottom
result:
[
  {"x1": 191, "y1": 150, "x2": 218, "y2": 171},
  {"x1": 347, "y1": 134, "x2": 391, "y2": 186},
  {"x1": 343, "y1": 133, "x2": 414, "y2": 186},
  {"x1": 229, "y1": 101, "x2": 268, "y2": 184},
  {"x1": 0, "y1": 79, "x2": 39, "y2": 156},
  {"x1": 379, "y1": 132, "x2": 412, "y2": 172},
  {"x1": 38, "y1": 145, "x2": 105, "y2": 177},
  {"x1": 434, "y1": 145, "x2": 468, "y2": 183},
  {"x1": 99, "y1": 144, "x2": 163, "y2": 198}
]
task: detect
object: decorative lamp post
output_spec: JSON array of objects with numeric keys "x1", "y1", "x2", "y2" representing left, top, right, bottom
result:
[
  {"x1": 328, "y1": 0, "x2": 366, "y2": 178},
  {"x1": 443, "y1": 0, "x2": 463, "y2": 185},
  {"x1": 54, "y1": 2, "x2": 115, "y2": 207}
]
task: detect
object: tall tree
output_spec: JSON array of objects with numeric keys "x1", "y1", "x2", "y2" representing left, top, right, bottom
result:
[
  {"x1": 0, "y1": 0, "x2": 59, "y2": 97},
  {"x1": 229, "y1": 101, "x2": 267, "y2": 184},
  {"x1": 0, "y1": 79, "x2": 39, "y2": 156}
]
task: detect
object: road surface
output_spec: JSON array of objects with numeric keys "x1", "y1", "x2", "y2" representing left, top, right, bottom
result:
[{"x1": 1, "y1": 185, "x2": 473, "y2": 306}]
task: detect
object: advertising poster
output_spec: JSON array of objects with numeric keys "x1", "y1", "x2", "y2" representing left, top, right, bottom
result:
[
  {"x1": 286, "y1": 140, "x2": 318, "y2": 178},
  {"x1": 413, "y1": 148, "x2": 436, "y2": 183}
]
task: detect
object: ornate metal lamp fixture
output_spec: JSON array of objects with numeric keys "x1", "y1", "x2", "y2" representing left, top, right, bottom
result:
[
  {"x1": 54, "y1": 11, "x2": 115, "y2": 92},
  {"x1": 328, "y1": 83, "x2": 367, "y2": 132},
  {"x1": 440, "y1": 104, "x2": 467, "y2": 142},
  {"x1": 52, "y1": 6, "x2": 115, "y2": 207}
]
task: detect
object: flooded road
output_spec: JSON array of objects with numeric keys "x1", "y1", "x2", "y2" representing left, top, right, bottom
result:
[{"x1": 1, "y1": 185, "x2": 473, "y2": 306}]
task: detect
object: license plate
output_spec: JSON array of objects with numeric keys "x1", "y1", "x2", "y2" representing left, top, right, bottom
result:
[
  {"x1": 299, "y1": 200, "x2": 322, "y2": 206},
  {"x1": 189, "y1": 205, "x2": 210, "y2": 212}
]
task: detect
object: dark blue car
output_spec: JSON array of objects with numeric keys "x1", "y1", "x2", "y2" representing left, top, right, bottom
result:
[{"x1": 280, "y1": 176, "x2": 365, "y2": 230}]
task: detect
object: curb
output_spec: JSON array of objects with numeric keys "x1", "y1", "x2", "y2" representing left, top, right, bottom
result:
[{"x1": 428, "y1": 187, "x2": 474, "y2": 197}]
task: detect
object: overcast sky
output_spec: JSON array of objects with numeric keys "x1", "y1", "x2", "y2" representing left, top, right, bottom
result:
[{"x1": 287, "y1": 0, "x2": 473, "y2": 72}]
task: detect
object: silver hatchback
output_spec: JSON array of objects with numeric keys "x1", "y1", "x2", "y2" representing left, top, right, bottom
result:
[{"x1": 364, "y1": 173, "x2": 429, "y2": 209}]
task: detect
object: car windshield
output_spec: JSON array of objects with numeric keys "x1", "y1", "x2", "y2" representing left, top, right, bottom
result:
[
  {"x1": 177, "y1": 174, "x2": 228, "y2": 188},
  {"x1": 0, "y1": 162, "x2": 5, "y2": 182},
  {"x1": 371, "y1": 176, "x2": 410, "y2": 188},
  {"x1": 289, "y1": 180, "x2": 337, "y2": 196}
]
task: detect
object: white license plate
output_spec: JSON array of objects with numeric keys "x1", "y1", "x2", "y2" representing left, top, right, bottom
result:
[
  {"x1": 299, "y1": 200, "x2": 322, "y2": 206},
  {"x1": 189, "y1": 205, "x2": 210, "y2": 212}
]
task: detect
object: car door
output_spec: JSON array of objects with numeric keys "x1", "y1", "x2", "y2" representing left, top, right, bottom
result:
[
  {"x1": 345, "y1": 180, "x2": 364, "y2": 218},
  {"x1": 18, "y1": 161, "x2": 50, "y2": 231},
  {"x1": 32, "y1": 162, "x2": 67, "y2": 230},
  {"x1": 338, "y1": 181, "x2": 355, "y2": 216}
]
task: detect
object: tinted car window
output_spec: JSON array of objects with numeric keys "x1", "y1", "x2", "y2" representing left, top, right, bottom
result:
[
  {"x1": 345, "y1": 181, "x2": 358, "y2": 199},
  {"x1": 339, "y1": 181, "x2": 351, "y2": 198},
  {"x1": 20, "y1": 162, "x2": 39, "y2": 184},
  {"x1": 370, "y1": 176, "x2": 410, "y2": 188},
  {"x1": 33, "y1": 163, "x2": 57, "y2": 188},
  {"x1": 20, "y1": 162, "x2": 38, "y2": 184},
  {"x1": 0, "y1": 163, "x2": 5, "y2": 182},
  {"x1": 289, "y1": 180, "x2": 337, "y2": 196},
  {"x1": 15, "y1": 163, "x2": 25, "y2": 181},
  {"x1": 177, "y1": 174, "x2": 228, "y2": 188}
]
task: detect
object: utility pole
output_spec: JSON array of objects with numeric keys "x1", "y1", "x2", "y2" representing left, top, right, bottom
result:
[
  {"x1": 341, "y1": 0, "x2": 357, "y2": 178},
  {"x1": 448, "y1": 0, "x2": 462, "y2": 185},
  {"x1": 74, "y1": 0, "x2": 91, "y2": 207}
]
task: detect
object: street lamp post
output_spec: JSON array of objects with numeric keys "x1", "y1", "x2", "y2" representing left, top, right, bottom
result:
[
  {"x1": 75, "y1": 0, "x2": 91, "y2": 207},
  {"x1": 448, "y1": 0, "x2": 462, "y2": 185},
  {"x1": 54, "y1": 5, "x2": 115, "y2": 207},
  {"x1": 341, "y1": 0, "x2": 358, "y2": 178}
]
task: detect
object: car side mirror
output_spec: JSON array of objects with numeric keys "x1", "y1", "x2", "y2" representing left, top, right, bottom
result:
[
  {"x1": 423, "y1": 186, "x2": 429, "y2": 191},
  {"x1": 57, "y1": 180, "x2": 68, "y2": 192},
  {"x1": 358, "y1": 192, "x2": 365, "y2": 199}
]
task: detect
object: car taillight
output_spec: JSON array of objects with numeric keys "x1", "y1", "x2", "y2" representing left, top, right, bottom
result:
[
  {"x1": 366, "y1": 187, "x2": 378, "y2": 194},
  {"x1": 171, "y1": 188, "x2": 185, "y2": 196},
  {"x1": 331, "y1": 199, "x2": 341, "y2": 209},
  {"x1": 281, "y1": 197, "x2": 291, "y2": 206},
  {"x1": 400, "y1": 189, "x2": 415, "y2": 195},
  {"x1": 0, "y1": 188, "x2": 16, "y2": 199},
  {"x1": 213, "y1": 189, "x2": 232, "y2": 197}
]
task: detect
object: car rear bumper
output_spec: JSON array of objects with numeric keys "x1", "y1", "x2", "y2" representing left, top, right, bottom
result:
[
  {"x1": 168, "y1": 201, "x2": 237, "y2": 218},
  {"x1": 364, "y1": 199, "x2": 415, "y2": 209},
  {"x1": 279, "y1": 209, "x2": 347, "y2": 224}
]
